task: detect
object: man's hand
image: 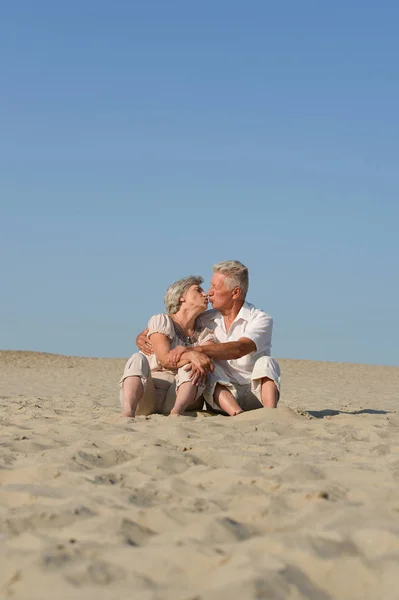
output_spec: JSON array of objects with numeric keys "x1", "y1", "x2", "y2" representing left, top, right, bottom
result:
[
  {"x1": 168, "y1": 345, "x2": 187, "y2": 367},
  {"x1": 136, "y1": 329, "x2": 153, "y2": 355},
  {"x1": 184, "y1": 351, "x2": 214, "y2": 387}
]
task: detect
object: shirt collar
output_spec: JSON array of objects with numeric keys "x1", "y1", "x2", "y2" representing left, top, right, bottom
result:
[
  {"x1": 214, "y1": 301, "x2": 251, "y2": 325},
  {"x1": 235, "y1": 301, "x2": 251, "y2": 322}
]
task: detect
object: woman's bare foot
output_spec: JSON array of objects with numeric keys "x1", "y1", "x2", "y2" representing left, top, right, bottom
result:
[{"x1": 169, "y1": 382, "x2": 197, "y2": 417}]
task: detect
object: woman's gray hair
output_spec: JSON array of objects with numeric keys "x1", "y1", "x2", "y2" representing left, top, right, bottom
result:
[
  {"x1": 213, "y1": 260, "x2": 249, "y2": 299},
  {"x1": 164, "y1": 275, "x2": 204, "y2": 314}
]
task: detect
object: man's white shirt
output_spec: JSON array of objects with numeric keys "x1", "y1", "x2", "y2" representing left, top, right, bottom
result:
[{"x1": 198, "y1": 302, "x2": 273, "y2": 385}]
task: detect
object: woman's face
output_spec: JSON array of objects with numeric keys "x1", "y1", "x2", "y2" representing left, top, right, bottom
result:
[{"x1": 180, "y1": 284, "x2": 208, "y2": 313}]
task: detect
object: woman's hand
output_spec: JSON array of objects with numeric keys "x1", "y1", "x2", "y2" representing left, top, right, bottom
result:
[
  {"x1": 184, "y1": 351, "x2": 214, "y2": 387},
  {"x1": 136, "y1": 329, "x2": 153, "y2": 355}
]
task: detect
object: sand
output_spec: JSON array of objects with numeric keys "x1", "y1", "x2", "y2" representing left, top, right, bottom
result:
[{"x1": 1, "y1": 350, "x2": 399, "y2": 600}]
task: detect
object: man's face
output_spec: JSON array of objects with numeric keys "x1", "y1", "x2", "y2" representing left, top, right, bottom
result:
[{"x1": 208, "y1": 273, "x2": 234, "y2": 310}]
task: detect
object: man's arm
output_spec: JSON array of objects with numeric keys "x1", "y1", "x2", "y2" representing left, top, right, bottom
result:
[
  {"x1": 136, "y1": 329, "x2": 153, "y2": 355},
  {"x1": 195, "y1": 311, "x2": 273, "y2": 360},
  {"x1": 194, "y1": 338, "x2": 256, "y2": 360}
]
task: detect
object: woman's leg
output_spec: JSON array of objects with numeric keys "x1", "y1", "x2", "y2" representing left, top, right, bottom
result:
[
  {"x1": 170, "y1": 381, "x2": 198, "y2": 416},
  {"x1": 213, "y1": 384, "x2": 243, "y2": 416},
  {"x1": 119, "y1": 353, "x2": 151, "y2": 417},
  {"x1": 122, "y1": 376, "x2": 143, "y2": 417}
]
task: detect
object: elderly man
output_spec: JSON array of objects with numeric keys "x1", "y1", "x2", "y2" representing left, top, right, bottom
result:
[{"x1": 137, "y1": 260, "x2": 280, "y2": 414}]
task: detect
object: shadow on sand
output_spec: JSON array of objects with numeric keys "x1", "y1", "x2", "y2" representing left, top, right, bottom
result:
[{"x1": 307, "y1": 408, "x2": 394, "y2": 419}]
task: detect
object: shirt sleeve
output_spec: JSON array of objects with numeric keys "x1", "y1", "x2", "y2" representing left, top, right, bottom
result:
[
  {"x1": 196, "y1": 327, "x2": 217, "y2": 345},
  {"x1": 240, "y1": 312, "x2": 273, "y2": 354},
  {"x1": 147, "y1": 313, "x2": 175, "y2": 341}
]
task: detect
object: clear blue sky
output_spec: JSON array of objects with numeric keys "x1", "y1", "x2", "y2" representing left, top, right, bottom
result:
[{"x1": 1, "y1": 1, "x2": 398, "y2": 366}]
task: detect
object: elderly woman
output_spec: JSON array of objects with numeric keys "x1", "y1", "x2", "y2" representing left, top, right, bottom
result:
[{"x1": 120, "y1": 276, "x2": 215, "y2": 417}]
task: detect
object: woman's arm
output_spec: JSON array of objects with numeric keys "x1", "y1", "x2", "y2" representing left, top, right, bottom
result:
[
  {"x1": 150, "y1": 333, "x2": 190, "y2": 369},
  {"x1": 149, "y1": 334, "x2": 214, "y2": 381}
]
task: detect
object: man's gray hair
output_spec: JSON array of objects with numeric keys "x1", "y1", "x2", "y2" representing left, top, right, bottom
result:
[
  {"x1": 213, "y1": 260, "x2": 249, "y2": 299},
  {"x1": 164, "y1": 275, "x2": 204, "y2": 315}
]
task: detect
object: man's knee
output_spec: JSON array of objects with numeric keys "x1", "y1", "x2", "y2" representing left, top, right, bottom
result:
[
  {"x1": 254, "y1": 355, "x2": 280, "y2": 372},
  {"x1": 253, "y1": 356, "x2": 280, "y2": 377}
]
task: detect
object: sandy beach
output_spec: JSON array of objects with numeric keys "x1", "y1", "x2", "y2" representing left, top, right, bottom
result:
[{"x1": 1, "y1": 350, "x2": 399, "y2": 599}]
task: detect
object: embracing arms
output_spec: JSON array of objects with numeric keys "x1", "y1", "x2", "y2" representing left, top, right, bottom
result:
[
  {"x1": 136, "y1": 310, "x2": 272, "y2": 364},
  {"x1": 137, "y1": 330, "x2": 255, "y2": 362},
  {"x1": 147, "y1": 333, "x2": 214, "y2": 385},
  {"x1": 149, "y1": 333, "x2": 207, "y2": 369}
]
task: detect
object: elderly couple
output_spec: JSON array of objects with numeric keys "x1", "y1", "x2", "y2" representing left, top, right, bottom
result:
[{"x1": 119, "y1": 260, "x2": 281, "y2": 417}]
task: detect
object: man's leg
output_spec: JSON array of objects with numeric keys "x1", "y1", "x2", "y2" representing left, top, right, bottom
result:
[
  {"x1": 251, "y1": 356, "x2": 281, "y2": 409},
  {"x1": 213, "y1": 384, "x2": 243, "y2": 416},
  {"x1": 202, "y1": 364, "x2": 243, "y2": 416},
  {"x1": 260, "y1": 377, "x2": 279, "y2": 408}
]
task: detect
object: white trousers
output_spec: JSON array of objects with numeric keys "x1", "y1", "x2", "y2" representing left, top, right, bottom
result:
[{"x1": 204, "y1": 355, "x2": 281, "y2": 412}]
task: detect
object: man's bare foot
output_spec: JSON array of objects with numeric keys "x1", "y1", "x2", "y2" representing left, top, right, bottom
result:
[
  {"x1": 230, "y1": 408, "x2": 244, "y2": 416},
  {"x1": 122, "y1": 409, "x2": 136, "y2": 418},
  {"x1": 217, "y1": 397, "x2": 244, "y2": 416}
]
